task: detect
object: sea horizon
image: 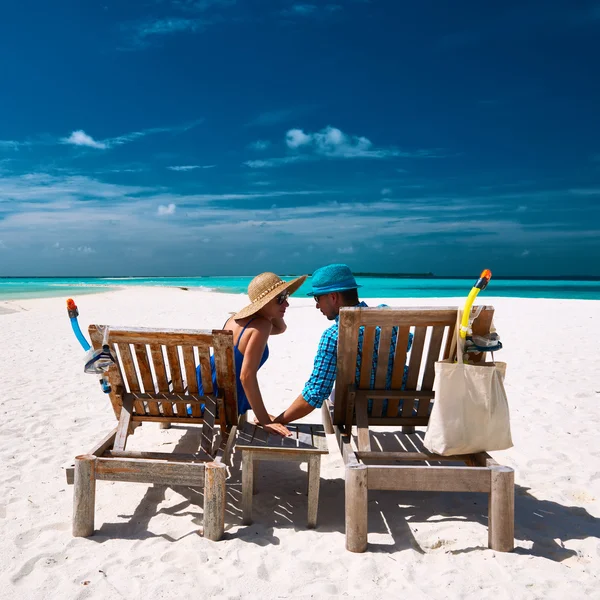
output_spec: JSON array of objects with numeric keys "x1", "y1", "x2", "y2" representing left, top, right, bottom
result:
[{"x1": 2, "y1": 275, "x2": 600, "y2": 301}]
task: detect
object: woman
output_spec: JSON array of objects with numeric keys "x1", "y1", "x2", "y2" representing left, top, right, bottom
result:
[{"x1": 198, "y1": 272, "x2": 307, "y2": 437}]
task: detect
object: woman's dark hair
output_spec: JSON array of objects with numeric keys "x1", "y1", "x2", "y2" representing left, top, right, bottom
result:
[{"x1": 339, "y1": 288, "x2": 359, "y2": 305}]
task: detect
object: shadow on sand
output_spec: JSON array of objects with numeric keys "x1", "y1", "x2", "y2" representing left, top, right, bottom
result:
[{"x1": 92, "y1": 426, "x2": 599, "y2": 560}]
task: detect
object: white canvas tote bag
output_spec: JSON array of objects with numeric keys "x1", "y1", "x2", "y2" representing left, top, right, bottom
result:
[{"x1": 423, "y1": 312, "x2": 513, "y2": 456}]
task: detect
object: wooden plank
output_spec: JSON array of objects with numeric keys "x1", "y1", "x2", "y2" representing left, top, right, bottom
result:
[
  {"x1": 241, "y1": 450, "x2": 254, "y2": 525},
  {"x1": 367, "y1": 465, "x2": 491, "y2": 492},
  {"x1": 345, "y1": 388, "x2": 356, "y2": 434},
  {"x1": 355, "y1": 390, "x2": 434, "y2": 401},
  {"x1": 115, "y1": 343, "x2": 139, "y2": 394},
  {"x1": 72, "y1": 455, "x2": 96, "y2": 537},
  {"x1": 182, "y1": 346, "x2": 201, "y2": 417},
  {"x1": 148, "y1": 345, "x2": 167, "y2": 416},
  {"x1": 212, "y1": 331, "x2": 237, "y2": 429},
  {"x1": 98, "y1": 326, "x2": 220, "y2": 346},
  {"x1": 113, "y1": 396, "x2": 134, "y2": 452},
  {"x1": 402, "y1": 326, "x2": 427, "y2": 418},
  {"x1": 89, "y1": 428, "x2": 118, "y2": 456},
  {"x1": 343, "y1": 306, "x2": 461, "y2": 327},
  {"x1": 470, "y1": 306, "x2": 495, "y2": 365},
  {"x1": 309, "y1": 425, "x2": 329, "y2": 452},
  {"x1": 334, "y1": 426, "x2": 360, "y2": 468},
  {"x1": 345, "y1": 465, "x2": 368, "y2": 552},
  {"x1": 133, "y1": 343, "x2": 155, "y2": 394},
  {"x1": 201, "y1": 394, "x2": 217, "y2": 454},
  {"x1": 307, "y1": 454, "x2": 321, "y2": 528},
  {"x1": 107, "y1": 450, "x2": 213, "y2": 462},
  {"x1": 165, "y1": 345, "x2": 186, "y2": 417},
  {"x1": 488, "y1": 466, "x2": 515, "y2": 552},
  {"x1": 358, "y1": 326, "x2": 376, "y2": 390},
  {"x1": 365, "y1": 417, "x2": 430, "y2": 426},
  {"x1": 355, "y1": 398, "x2": 371, "y2": 452},
  {"x1": 203, "y1": 462, "x2": 227, "y2": 541},
  {"x1": 335, "y1": 310, "x2": 360, "y2": 425},
  {"x1": 356, "y1": 451, "x2": 477, "y2": 462},
  {"x1": 442, "y1": 318, "x2": 458, "y2": 360},
  {"x1": 125, "y1": 392, "x2": 205, "y2": 404},
  {"x1": 236, "y1": 422, "x2": 329, "y2": 453},
  {"x1": 95, "y1": 457, "x2": 206, "y2": 486},
  {"x1": 371, "y1": 325, "x2": 393, "y2": 417},
  {"x1": 296, "y1": 425, "x2": 314, "y2": 448},
  {"x1": 417, "y1": 325, "x2": 445, "y2": 418},
  {"x1": 243, "y1": 449, "x2": 324, "y2": 461},
  {"x1": 130, "y1": 415, "x2": 204, "y2": 424},
  {"x1": 197, "y1": 347, "x2": 213, "y2": 395}
]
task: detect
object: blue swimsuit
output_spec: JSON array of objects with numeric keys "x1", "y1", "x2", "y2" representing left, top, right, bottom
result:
[{"x1": 197, "y1": 318, "x2": 269, "y2": 415}]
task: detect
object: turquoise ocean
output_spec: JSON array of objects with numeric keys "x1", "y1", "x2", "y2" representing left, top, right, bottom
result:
[{"x1": 1, "y1": 276, "x2": 600, "y2": 301}]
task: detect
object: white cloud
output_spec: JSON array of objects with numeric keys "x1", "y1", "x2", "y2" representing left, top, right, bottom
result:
[
  {"x1": 283, "y1": 3, "x2": 342, "y2": 17},
  {"x1": 77, "y1": 246, "x2": 96, "y2": 254},
  {"x1": 337, "y1": 246, "x2": 354, "y2": 254},
  {"x1": 158, "y1": 203, "x2": 177, "y2": 216},
  {"x1": 244, "y1": 156, "x2": 305, "y2": 168},
  {"x1": 60, "y1": 120, "x2": 203, "y2": 152},
  {"x1": 284, "y1": 126, "x2": 399, "y2": 159},
  {"x1": 521, "y1": 249, "x2": 530, "y2": 257},
  {"x1": 249, "y1": 140, "x2": 271, "y2": 151},
  {"x1": 168, "y1": 165, "x2": 201, "y2": 171},
  {"x1": 61, "y1": 130, "x2": 108, "y2": 150},
  {"x1": 381, "y1": 188, "x2": 392, "y2": 196},
  {"x1": 286, "y1": 128, "x2": 312, "y2": 149}
]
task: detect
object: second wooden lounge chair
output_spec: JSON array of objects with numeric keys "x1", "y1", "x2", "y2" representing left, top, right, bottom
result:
[
  {"x1": 324, "y1": 306, "x2": 514, "y2": 553},
  {"x1": 65, "y1": 325, "x2": 238, "y2": 541}
]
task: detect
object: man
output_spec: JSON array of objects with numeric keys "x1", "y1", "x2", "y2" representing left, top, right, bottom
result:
[{"x1": 275, "y1": 263, "x2": 406, "y2": 424}]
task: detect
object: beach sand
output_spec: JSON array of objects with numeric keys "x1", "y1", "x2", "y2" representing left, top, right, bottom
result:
[{"x1": 1, "y1": 287, "x2": 599, "y2": 599}]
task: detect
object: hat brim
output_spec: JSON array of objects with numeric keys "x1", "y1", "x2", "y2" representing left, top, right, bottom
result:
[
  {"x1": 306, "y1": 283, "x2": 362, "y2": 296},
  {"x1": 233, "y1": 274, "x2": 308, "y2": 320}
]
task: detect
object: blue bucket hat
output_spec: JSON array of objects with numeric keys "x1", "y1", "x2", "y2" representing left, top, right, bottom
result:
[{"x1": 307, "y1": 263, "x2": 362, "y2": 296}]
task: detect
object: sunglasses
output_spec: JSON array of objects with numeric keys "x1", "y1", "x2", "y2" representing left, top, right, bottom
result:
[{"x1": 276, "y1": 291, "x2": 290, "y2": 305}]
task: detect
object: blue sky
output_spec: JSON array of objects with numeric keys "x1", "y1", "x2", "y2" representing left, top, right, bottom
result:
[{"x1": 1, "y1": 0, "x2": 599, "y2": 277}]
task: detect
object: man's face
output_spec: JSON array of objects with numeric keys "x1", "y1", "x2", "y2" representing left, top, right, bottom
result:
[{"x1": 314, "y1": 292, "x2": 339, "y2": 320}]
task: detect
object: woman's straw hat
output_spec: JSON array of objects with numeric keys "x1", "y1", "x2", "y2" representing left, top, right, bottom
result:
[{"x1": 233, "y1": 272, "x2": 308, "y2": 320}]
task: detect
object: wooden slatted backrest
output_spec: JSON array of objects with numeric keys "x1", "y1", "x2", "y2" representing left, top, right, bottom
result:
[
  {"x1": 89, "y1": 325, "x2": 237, "y2": 429},
  {"x1": 333, "y1": 306, "x2": 495, "y2": 427}
]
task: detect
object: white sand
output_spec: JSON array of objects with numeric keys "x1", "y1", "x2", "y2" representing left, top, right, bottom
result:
[{"x1": 1, "y1": 287, "x2": 599, "y2": 599}]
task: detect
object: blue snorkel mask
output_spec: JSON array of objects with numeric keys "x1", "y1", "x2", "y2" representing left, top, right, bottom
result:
[{"x1": 67, "y1": 299, "x2": 116, "y2": 393}]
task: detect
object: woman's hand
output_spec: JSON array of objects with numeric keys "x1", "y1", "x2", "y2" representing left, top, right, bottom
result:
[
  {"x1": 270, "y1": 316, "x2": 287, "y2": 335},
  {"x1": 262, "y1": 422, "x2": 292, "y2": 437},
  {"x1": 253, "y1": 414, "x2": 292, "y2": 436}
]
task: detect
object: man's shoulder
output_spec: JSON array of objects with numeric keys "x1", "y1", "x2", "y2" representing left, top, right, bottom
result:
[{"x1": 319, "y1": 321, "x2": 339, "y2": 343}]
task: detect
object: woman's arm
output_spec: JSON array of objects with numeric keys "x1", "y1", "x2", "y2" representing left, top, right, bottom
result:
[
  {"x1": 270, "y1": 317, "x2": 287, "y2": 335},
  {"x1": 240, "y1": 319, "x2": 291, "y2": 436}
]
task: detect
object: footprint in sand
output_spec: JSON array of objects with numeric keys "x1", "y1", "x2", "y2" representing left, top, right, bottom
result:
[{"x1": 15, "y1": 521, "x2": 70, "y2": 549}]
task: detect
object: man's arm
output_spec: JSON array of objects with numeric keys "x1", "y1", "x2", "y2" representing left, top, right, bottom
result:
[
  {"x1": 274, "y1": 393, "x2": 315, "y2": 424},
  {"x1": 275, "y1": 327, "x2": 338, "y2": 423}
]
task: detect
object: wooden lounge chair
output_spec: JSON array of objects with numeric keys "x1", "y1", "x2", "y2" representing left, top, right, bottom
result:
[
  {"x1": 323, "y1": 306, "x2": 514, "y2": 553},
  {"x1": 65, "y1": 325, "x2": 238, "y2": 541}
]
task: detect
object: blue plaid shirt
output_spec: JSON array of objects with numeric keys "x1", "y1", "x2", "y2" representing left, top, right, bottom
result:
[{"x1": 302, "y1": 302, "x2": 413, "y2": 409}]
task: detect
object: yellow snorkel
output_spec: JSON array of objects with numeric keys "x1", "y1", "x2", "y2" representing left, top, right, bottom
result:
[{"x1": 460, "y1": 269, "x2": 492, "y2": 339}]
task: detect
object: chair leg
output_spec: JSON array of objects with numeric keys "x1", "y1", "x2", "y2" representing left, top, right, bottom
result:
[
  {"x1": 203, "y1": 462, "x2": 227, "y2": 541},
  {"x1": 345, "y1": 464, "x2": 368, "y2": 552},
  {"x1": 307, "y1": 455, "x2": 321, "y2": 528},
  {"x1": 241, "y1": 451, "x2": 254, "y2": 525},
  {"x1": 488, "y1": 466, "x2": 515, "y2": 552},
  {"x1": 73, "y1": 455, "x2": 96, "y2": 537},
  {"x1": 321, "y1": 402, "x2": 334, "y2": 435}
]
